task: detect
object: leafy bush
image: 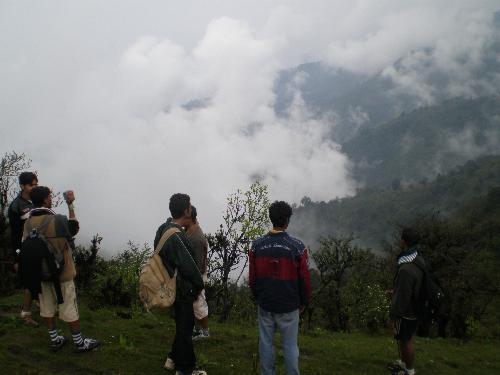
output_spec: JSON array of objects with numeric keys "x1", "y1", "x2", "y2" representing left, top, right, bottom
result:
[
  {"x1": 86, "y1": 241, "x2": 151, "y2": 308},
  {"x1": 343, "y1": 279, "x2": 390, "y2": 334},
  {"x1": 74, "y1": 234, "x2": 103, "y2": 290},
  {"x1": 228, "y1": 283, "x2": 256, "y2": 323}
]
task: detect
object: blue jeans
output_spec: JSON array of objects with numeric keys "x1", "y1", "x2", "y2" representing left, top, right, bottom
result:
[{"x1": 258, "y1": 306, "x2": 300, "y2": 375}]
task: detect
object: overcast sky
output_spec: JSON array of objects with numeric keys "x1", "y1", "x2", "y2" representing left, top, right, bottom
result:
[{"x1": 1, "y1": 1, "x2": 499, "y2": 254}]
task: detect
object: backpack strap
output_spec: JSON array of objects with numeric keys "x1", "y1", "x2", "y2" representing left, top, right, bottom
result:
[
  {"x1": 155, "y1": 227, "x2": 181, "y2": 255},
  {"x1": 39, "y1": 215, "x2": 55, "y2": 233},
  {"x1": 24, "y1": 217, "x2": 32, "y2": 233},
  {"x1": 154, "y1": 227, "x2": 182, "y2": 279},
  {"x1": 25, "y1": 214, "x2": 54, "y2": 234}
]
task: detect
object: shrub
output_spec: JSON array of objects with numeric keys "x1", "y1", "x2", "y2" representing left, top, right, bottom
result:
[
  {"x1": 86, "y1": 241, "x2": 151, "y2": 308},
  {"x1": 74, "y1": 234, "x2": 103, "y2": 290},
  {"x1": 343, "y1": 279, "x2": 390, "y2": 334}
]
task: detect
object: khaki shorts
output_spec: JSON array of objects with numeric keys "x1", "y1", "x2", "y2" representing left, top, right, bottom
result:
[
  {"x1": 39, "y1": 280, "x2": 79, "y2": 322},
  {"x1": 193, "y1": 289, "x2": 209, "y2": 320}
]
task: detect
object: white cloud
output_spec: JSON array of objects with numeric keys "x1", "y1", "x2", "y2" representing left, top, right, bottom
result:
[
  {"x1": 1, "y1": 15, "x2": 354, "y2": 253},
  {"x1": 1, "y1": 1, "x2": 499, "y2": 252}
]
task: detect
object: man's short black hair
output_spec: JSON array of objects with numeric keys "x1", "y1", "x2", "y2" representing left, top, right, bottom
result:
[
  {"x1": 169, "y1": 193, "x2": 191, "y2": 219},
  {"x1": 401, "y1": 227, "x2": 420, "y2": 248},
  {"x1": 30, "y1": 186, "x2": 51, "y2": 208},
  {"x1": 19, "y1": 172, "x2": 37, "y2": 186},
  {"x1": 191, "y1": 205, "x2": 197, "y2": 223},
  {"x1": 269, "y1": 200, "x2": 292, "y2": 228}
]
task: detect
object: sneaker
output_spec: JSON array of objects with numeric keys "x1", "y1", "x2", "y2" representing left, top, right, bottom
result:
[
  {"x1": 387, "y1": 359, "x2": 405, "y2": 371},
  {"x1": 20, "y1": 311, "x2": 39, "y2": 327},
  {"x1": 391, "y1": 370, "x2": 415, "y2": 375},
  {"x1": 174, "y1": 371, "x2": 207, "y2": 375},
  {"x1": 192, "y1": 329, "x2": 209, "y2": 341},
  {"x1": 51, "y1": 336, "x2": 66, "y2": 352},
  {"x1": 164, "y1": 357, "x2": 175, "y2": 370},
  {"x1": 74, "y1": 337, "x2": 99, "y2": 353}
]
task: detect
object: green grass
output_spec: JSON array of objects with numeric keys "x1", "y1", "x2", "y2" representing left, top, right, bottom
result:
[{"x1": 0, "y1": 293, "x2": 499, "y2": 374}]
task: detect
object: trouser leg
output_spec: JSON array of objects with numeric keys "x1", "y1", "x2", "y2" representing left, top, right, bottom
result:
[
  {"x1": 276, "y1": 309, "x2": 300, "y2": 375},
  {"x1": 258, "y1": 306, "x2": 277, "y2": 375},
  {"x1": 170, "y1": 301, "x2": 196, "y2": 373}
]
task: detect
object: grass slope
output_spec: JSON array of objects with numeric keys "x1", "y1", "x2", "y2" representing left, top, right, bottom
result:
[{"x1": 0, "y1": 293, "x2": 499, "y2": 375}]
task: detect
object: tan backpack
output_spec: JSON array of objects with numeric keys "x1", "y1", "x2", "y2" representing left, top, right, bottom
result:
[{"x1": 139, "y1": 227, "x2": 180, "y2": 310}]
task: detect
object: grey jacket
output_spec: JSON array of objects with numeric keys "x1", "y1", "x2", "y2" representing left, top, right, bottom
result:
[{"x1": 186, "y1": 223, "x2": 208, "y2": 275}]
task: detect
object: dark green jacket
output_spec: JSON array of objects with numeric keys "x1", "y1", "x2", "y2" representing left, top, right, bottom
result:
[
  {"x1": 155, "y1": 221, "x2": 203, "y2": 303},
  {"x1": 390, "y1": 254, "x2": 425, "y2": 320},
  {"x1": 8, "y1": 193, "x2": 33, "y2": 259}
]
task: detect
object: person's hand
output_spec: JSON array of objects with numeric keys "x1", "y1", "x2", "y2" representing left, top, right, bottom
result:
[
  {"x1": 13, "y1": 262, "x2": 19, "y2": 273},
  {"x1": 64, "y1": 190, "x2": 75, "y2": 205},
  {"x1": 299, "y1": 305, "x2": 306, "y2": 314}
]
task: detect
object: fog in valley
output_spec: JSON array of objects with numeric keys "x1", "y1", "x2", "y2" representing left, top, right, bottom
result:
[{"x1": 2, "y1": 1, "x2": 499, "y2": 253}]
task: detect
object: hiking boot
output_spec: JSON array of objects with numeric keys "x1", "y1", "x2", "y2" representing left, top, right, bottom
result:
[
  {"x1": 51, "y1": 336, "x2": 66, "y2": 352},
  {"x1": 74, "y1": 337, "x2": 99, "y2": 353},
  {"x1": 192, "y1": 329, "x2": 209, "y2": 341},
  {"x1": 174, "y1": 371, "x2": 207, "y2": 375},
  {"x1": 20, "y1": 311, "x2": 39, "y2": 327},
  {"x1": 164, "y1": 357, "x2": 175, "y2": 370}
]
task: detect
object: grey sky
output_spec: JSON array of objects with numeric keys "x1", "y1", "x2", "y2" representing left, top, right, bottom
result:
[{"x1": 1, "y1": 1, "x2": 499, "y2": 254}]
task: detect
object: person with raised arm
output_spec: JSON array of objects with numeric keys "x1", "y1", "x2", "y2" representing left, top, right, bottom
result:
[{"x1": 22, "y1": 186, "x2": 99, "y2": 352}]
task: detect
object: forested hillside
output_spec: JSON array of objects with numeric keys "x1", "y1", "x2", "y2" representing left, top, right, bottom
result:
[
  {"x1": 274, "y1": 62, "x2": 417, "y2": 141},
  {"x1": 343, "y1": 96, "x2": 500, "y2": 188},
  {"x1": 290, "y1": 155, "x2": 500, "y2": 249},
  {"x1": 274, "y1": 10, "x2": 500, "y2": 143}
]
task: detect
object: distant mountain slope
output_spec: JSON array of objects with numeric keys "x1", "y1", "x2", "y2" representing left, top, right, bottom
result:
[
  {"x1": 275, "y1": 12, "x2": 500, "y2": 143},
  {"x1": 289, "y1": 155, "x2": 500, "y2": 250},
  {"x1": 274, "y1": 62, "x2": 416, "y2": 142},
  {"x1": 342, "y1": 96, "x2": 500, "y2": 188}
]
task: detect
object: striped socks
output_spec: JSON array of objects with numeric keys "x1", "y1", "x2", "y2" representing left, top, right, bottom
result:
[
  {"x1": 48, "y1": 329, "x2": 63, "y2": 343},
  {"x1": 72, "y1": 332, "x2": 84, "y2": 346}
]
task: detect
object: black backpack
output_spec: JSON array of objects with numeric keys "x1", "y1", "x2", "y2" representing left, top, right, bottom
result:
[
  {"x1": 21, "y1": 216, "x2": 64, "y2": 281},
  {"x1": 414, "y1": 260, "x2": 444, "y2": 320}
]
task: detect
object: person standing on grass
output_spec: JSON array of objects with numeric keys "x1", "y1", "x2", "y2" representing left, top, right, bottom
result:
[
  {"x1": 8, "y1": 171, "x2": 39, "y2": 326},
  {"x1": 388, "y1": 228, "x2": 425, "y2": 375},
  {"x1": 249, "y1": 200, "x2": 311, "y2": 375},
  {"x1": 185, "y1": 206, "x2": 210, "y2": 341},
  {"x1": 157, "y1": 194, "x2": 206, "y2": 375},
  {"x1": 22, "y1": 186, "x2": 99, "y2": 352}
]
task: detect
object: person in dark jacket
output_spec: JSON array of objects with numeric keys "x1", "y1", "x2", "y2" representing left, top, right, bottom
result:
[
  {"x1": 8, "y1": 171, "x2": 38, "y2": 326},
  {"x1": 157, "y1": 193, "x2": 206, "y2": 375},
  {"x1": 249, "y1": 201, "x2": 311, "y2": 375},
  {"x1": 389, "y1": 228, "x2": 424, "y2": 375}
]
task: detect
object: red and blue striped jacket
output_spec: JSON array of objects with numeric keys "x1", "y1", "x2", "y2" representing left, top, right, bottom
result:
[{"x1": 249, "y1": 231, "x2": 311, "y2": 313}]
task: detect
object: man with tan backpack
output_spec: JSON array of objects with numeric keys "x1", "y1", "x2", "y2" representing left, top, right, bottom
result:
[
  {"x1": 21, "y1": 186, "x2": 99, "y2": 353},
  {"x1": 144, "y1": 193, "x2": 205, "y2": 375}
]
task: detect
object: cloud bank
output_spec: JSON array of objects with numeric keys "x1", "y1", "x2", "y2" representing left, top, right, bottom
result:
[
  {"x1": 1, "y1": 14, "x2": 354, "y2": 252},
  {"x1": 1, "y1": 1, "x2": 499, "y2": 252}
]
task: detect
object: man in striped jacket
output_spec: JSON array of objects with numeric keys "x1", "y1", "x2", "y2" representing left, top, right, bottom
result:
[{"x1": 249, "y1": 201, "x2": 311, "y2": 375}]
